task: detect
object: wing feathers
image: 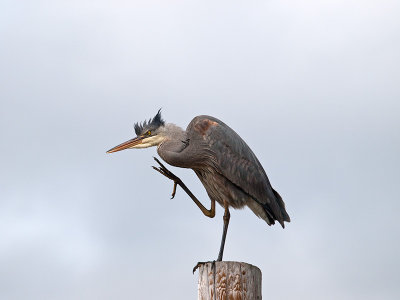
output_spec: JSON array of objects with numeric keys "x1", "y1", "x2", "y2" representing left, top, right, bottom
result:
[{"x1": 192, "y1": 116, "x2": 290, "y2": 227}]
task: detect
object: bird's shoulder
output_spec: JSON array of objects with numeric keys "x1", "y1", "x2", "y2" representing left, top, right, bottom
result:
[
  {"x1": 187, "y1": 115, "x2": 255, "y2": 160},
  {"x1": 187, "y1": 115, "x2": 222, "y2": 138}
]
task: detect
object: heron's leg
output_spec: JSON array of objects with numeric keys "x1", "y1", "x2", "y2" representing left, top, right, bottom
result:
[
  {"x1": 193, "y1": 206, "x2": 230, "y2": 273},
  {"x1": 152, "y1": 157, "x2": 216, "y2": 218},
  {"x1": 217, "y1": 204, "x2": 230, "y2": 261}
]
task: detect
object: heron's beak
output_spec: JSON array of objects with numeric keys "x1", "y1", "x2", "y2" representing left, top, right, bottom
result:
[{"x1": 106, "y1": 136, "x2": 145, "y2": 153}]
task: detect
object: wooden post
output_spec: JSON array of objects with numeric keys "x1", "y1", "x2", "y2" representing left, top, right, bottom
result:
[{"x1": 197, "y1": 261, "x2": 262, "y2": 300}]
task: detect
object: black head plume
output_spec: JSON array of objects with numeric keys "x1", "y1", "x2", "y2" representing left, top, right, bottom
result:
[{"x1": 134, "y1": 109, "x2": 165, "y2": 136}]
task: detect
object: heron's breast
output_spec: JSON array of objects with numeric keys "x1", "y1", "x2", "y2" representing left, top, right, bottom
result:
[{"x1": 194, "y1": 168, "x2": 251, "y2": 209}]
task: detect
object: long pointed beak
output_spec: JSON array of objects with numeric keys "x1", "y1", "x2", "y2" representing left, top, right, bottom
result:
[{"x1": 106, "y1": 136, "x2": 144, "y2": 153}]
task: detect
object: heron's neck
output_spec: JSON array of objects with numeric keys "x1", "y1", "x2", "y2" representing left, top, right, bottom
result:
[
  {"x1": 161, "y1": 123, "x2": 186, "y2": 141},
  {"x1": 157, "y1": 123, "x2": 190, "y2": 166}
]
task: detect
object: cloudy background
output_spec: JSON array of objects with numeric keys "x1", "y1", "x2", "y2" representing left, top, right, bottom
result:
[{"x1": 1, "y1": 0, "x2": 399, "y2": 299}]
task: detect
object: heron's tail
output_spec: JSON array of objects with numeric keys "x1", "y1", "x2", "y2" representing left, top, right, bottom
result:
[{"x1": 272, "y1": 188, "x2": 291, "y2": 228}]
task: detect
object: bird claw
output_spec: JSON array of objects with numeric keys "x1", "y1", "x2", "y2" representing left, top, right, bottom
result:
[
  {"x1": 171, "y1": 181, "x2": 178, "y2": 199},
  {"x1": 152, "y1": 157, "x2": 181, "y2": 199},
  {"x1": 193, "y1": 260, "x2": 216, "y2": 274}
]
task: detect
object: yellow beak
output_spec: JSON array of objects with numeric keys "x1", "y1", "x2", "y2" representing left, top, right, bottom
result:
[{"x1": 106, "y1": 136, "x2": 144, "y2": 153}]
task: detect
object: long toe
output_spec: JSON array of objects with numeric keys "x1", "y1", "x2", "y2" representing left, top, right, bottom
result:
[{"x1": 193, "y1": 260, "x2": 216, "y2": 274}]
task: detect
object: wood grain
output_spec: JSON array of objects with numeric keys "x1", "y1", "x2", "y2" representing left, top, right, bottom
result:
[{"x1": 198, "y1": 261, "x2": 262, "y2": 300}]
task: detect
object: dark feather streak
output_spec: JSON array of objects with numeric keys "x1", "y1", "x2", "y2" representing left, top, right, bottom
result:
[{"x1": 134, "y1": 109, "x2": 165, "y2": 135}]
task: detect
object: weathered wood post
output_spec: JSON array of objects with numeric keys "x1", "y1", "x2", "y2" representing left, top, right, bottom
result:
[{"x1": 197, "y1": 261, "x2": 262, "y2": 300}]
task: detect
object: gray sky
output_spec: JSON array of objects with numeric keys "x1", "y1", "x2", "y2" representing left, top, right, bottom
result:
[{"x1": 1, "y1": 0, "x2": 399, "y2": 299}]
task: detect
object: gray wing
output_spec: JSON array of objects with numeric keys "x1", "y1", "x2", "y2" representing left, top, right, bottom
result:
[{"x1": 188, "y1": 116, "x2": 290, "y2": 227}]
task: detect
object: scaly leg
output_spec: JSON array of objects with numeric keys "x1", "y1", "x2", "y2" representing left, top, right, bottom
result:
[
  {"x1": 152, "y1": 157, "x2": 215, "y2": 218},
  {"x1": 217, "y1": 204, "x2": 230, "y2": 261}
]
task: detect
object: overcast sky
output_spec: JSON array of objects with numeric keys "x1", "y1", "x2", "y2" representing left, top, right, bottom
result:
[{"x1": 1, "y1": 1, "x2": 400, "y2": 299}]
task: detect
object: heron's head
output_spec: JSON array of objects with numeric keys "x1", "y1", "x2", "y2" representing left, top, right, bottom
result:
[{"x1": 107, "y1": 109, "x2": 166, "y2": 153}]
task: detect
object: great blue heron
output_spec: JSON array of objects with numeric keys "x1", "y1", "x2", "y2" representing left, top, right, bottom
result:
[{"x1": 107, "y1": 110, "x2": 290, "y2": 267}]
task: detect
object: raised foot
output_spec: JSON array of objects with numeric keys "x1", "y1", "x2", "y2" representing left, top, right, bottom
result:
[
  {"x1": 152, "y1": 157, "x2": 181, "y2": 199},
  {"x1": 193, "y1": 260, "x2": 216, "y2": 274}
]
